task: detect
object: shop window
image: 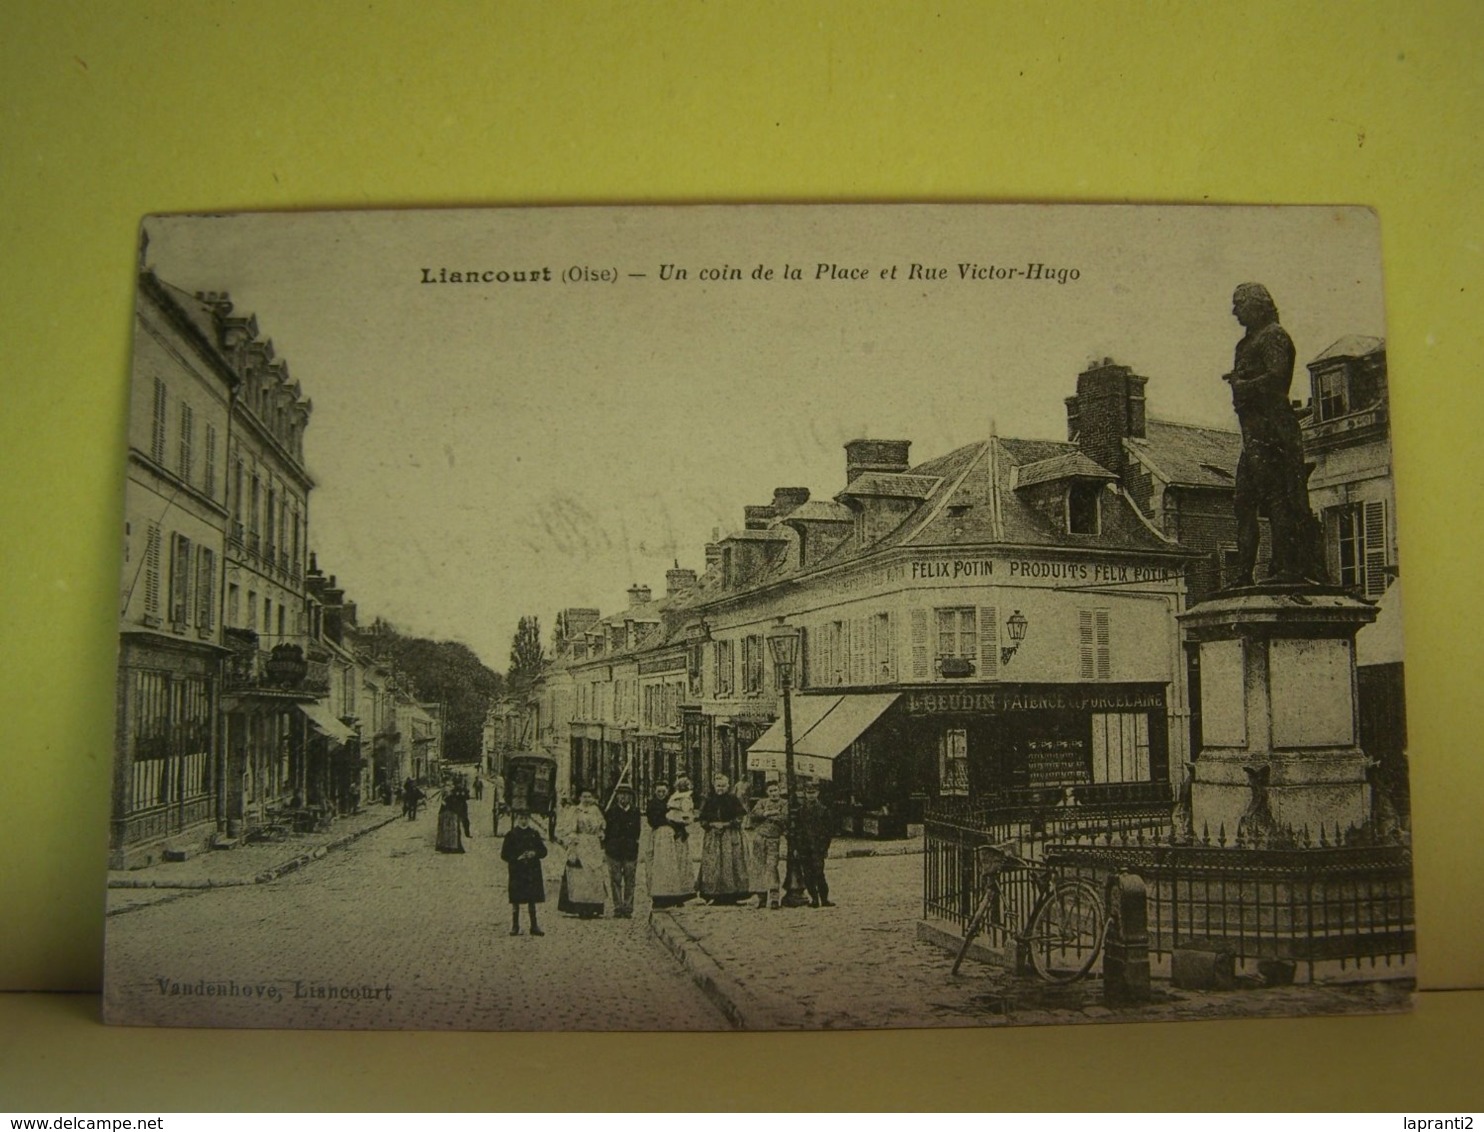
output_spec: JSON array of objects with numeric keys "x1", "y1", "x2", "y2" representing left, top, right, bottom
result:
[
  {"x1": 1090, "y1": 712, "x2": 1151, "y2": 783},
  {"x1": 939, "y1": 728, "x2": 969, "y2": 796},
  {"x1": 1067, "y1": 482, "x2": 1101, "y2": 535}
]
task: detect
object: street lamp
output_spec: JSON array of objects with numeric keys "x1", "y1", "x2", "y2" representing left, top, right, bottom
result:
[
  {"x1": 1000, "y1": 609, "x2": 1030, "y2": 667},
  {"x1": 766, "y1": 620, "x2": 809, "y2": 907}
]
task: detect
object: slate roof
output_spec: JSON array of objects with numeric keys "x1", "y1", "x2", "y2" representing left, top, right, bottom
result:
[
  {"x1": 1311, "y1": 335, "x2": 1385, "y2": 364},
  {"x1": 1013, "y1": 451, "x2": 1116, "y2": 488},
  {"x1": 1124, "y1": 418, "x2": 1242, "y2": 490},
  {"x1": 837, "y1": 472, "x2": 941, "y2": 500}
]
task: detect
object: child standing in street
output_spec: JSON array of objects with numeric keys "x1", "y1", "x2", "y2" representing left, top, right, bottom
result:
[{"x1": 501, "y1": 810, "x2": 548, "y2": 936}]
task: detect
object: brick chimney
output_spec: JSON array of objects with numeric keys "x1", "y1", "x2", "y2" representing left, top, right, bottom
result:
[
  {"x1": 743, "y1": 505, "x2": 774, "y2": 530},
  {"x1": 845, "y1": 439, "x2": 911, "y2": 483},
  {"x1": 704, "y1": 528, "x2": 723, "y2": 572},
  {"x1": 771, "y1": 487, "x2": 810, "y2": 516},
  {"x1": 1066, "y1": 358, "x2": 1146, "y2": 478},
  {"x1": 627, "y1": 583, "x2": 652, "y2": 606},
  {"x1": 666, "y1": 563, "x2": 698, "y2": 598}
]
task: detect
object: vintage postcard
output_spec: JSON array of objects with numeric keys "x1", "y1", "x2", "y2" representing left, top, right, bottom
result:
[{"x1": 104, "y1": 204, "x2": 1412, "y2": 1030}]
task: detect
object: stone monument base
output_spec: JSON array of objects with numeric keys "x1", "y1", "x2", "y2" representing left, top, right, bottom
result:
[{"x1": 1180, "y1": 585, "x2": 1378, "y2": 843}]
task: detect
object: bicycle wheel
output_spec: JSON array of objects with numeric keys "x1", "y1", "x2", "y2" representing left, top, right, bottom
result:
[
  {"x1": 951, "y1": 884, "x2": 996, "y2": 976},
  {"x1": 1025, "y1": 879, "x2": 1106, "y2": 983}
]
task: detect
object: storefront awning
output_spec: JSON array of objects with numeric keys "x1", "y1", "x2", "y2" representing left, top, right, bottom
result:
[
  {"x1": 746, "y1": 693, "x2": 899, "y2": 781},
  {"x1": 298, "y1": 701, "x2": 356, "y2": 744}
]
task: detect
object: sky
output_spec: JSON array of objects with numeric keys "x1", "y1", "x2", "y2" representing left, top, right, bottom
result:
[{"x1": 141, "y1": 205, "x2": 1387, "y2": 669}]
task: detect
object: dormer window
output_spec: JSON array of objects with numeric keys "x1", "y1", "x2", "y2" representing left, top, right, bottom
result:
[
  {"x1": 1314, "y1": 368, "x2": 1350, "y2": 422},
  {"x1": 1067, "y1": 482, "x2": 1101, "y2": 535}
]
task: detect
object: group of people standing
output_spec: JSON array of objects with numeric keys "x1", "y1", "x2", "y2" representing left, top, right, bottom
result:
[
  {"x1": 647, "y1": 773, "x2": 836, "y2": 910},
  {"x1": 425, "y1": 768, "x2": 839, "y2": 937}
]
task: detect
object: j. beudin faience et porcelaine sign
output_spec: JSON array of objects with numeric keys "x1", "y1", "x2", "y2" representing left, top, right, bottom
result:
[{"x1": 104, "y1": 204, "x2": 1413, "y2": 1031}]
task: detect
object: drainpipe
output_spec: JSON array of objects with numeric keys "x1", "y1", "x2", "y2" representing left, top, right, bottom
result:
[{"x1": 217, "y1": 381, "x2": 240, "y2": 836}]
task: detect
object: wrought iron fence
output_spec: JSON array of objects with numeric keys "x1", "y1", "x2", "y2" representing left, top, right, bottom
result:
[
  {"x1": 923, "y1": 802, "x2": 1172, "y2": 961},
  {"x1": 1048, "y1": 832, "x2": 1414, "y2": 983},
  {"x1": 925, "y1": 805, "x2": 1414, "y2": 984}
]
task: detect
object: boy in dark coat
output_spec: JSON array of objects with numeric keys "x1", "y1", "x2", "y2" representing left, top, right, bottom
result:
[
  {"x1": 501, "y1": 810, "x2": 547, "y2": 936},
  {"x1": 794, "y1": 782, "x2": 835, "y2": 907}
]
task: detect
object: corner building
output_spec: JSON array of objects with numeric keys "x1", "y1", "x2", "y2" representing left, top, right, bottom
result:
[{"x1": 683, "y1": 433, "x2": 1198, "y2": 828}]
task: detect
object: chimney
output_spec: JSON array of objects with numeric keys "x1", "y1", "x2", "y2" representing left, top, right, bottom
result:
[
  {"x1": 844, "y1": 439, "x2": 912, "y2": 483},
  {"x1": 743, "y1": 505, "x2": 774, "y2": 530},
  {"x1": 771, "y1": 487, "x2": 810, "y2": 516},
  {"x1": 627, "y1": 583, "x2": 652, "y2": 606},
  {"x1": 666, "y1": 562, "x2": 698, "y2": 598},
  {"x1": 1069, "y1": 358, "x2": 1147, "y2": 477},
  {"x1": 705, "y1": 528, "x2": 723, "y2": 572}
]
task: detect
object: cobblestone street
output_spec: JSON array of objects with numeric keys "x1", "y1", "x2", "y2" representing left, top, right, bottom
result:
[
  {"x1": 104, "y1": 807, "x2": 725, "y2": 1031},
  {"x1": 653, "y1": 852, "x2": 1415, "y2": 1030}
]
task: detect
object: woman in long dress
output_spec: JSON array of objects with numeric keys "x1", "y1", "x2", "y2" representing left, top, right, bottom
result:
[
  {"x1": 697, "y1": 773, "x2": 750, "y2": 905},
  {"x1": 747, "y1": 780, "x2": 789, "y2": 908},
  {"x1": 557, "y1": 788, "x2": 607, "y2": 918},
  {"x1": 647, "y1": 778, "x2": 696, "y2": 909},
  {"x1": 435, "y1": 785, "x2": 470, "y2": 853}
]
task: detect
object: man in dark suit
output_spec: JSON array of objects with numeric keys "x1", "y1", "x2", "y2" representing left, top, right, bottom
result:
[
  {"x1": 602, "y1": 784, "x2": 643, "y2": 917},
  {"x1": 794, "y1": 781, "x2": 835, "y2": 907}
]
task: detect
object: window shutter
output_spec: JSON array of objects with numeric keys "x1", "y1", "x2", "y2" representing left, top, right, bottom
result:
[
  {"x1": 143, "y1": 523, "x2": 162, "y2": 619},
  {"x1": 910, "y1": 609, "x2": 930, "y2": 680},
  {"x1": 204, "y1": 424, "x2": 217, "y2": 500},
  {"x1": 1079, "y1": 610, "x2": 1095, "y2": 680},
  {"x1": 1363, "y1": 500, "x2": 1389, "y2": 597},
  {"x1": 170, "y1": 534, "x2": 193, "y2": 629},
  {"x1": 885, "y1": 612, "x2": 897, "y2": 682},
  {"x1": 178, "y1": 402, "x2": 193, "y2": 483},
  {"x1": 797, "y1": 627, "x2": 810, "y2": 689},
  {"x1": 1095, "y1": 610, "x2": 1111, "y2": 680},
  {"x1": 196, "y1": 547, "x2": 215, "y2": 632},
  {"x1": 852, "y1": 618, "x2": 867, "y2": 684},
  {"x1": 150, "y1": 379, "x2": 168, "y2": 464},
  {"x1": 978, "y1": 606, "x2": 998, "y2": 680}
]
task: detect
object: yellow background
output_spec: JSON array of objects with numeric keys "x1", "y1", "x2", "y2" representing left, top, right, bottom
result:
[{"x1": 2, "y1": 0, "x2": 1481, "y2": 1111}]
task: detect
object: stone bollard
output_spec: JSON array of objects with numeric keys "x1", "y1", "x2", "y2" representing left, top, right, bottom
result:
[{"x1": 1102, "y1": 872, "x2": 1151, "y2": 1005}]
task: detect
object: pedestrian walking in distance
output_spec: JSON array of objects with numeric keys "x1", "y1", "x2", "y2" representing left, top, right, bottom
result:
[
  {"x1": 436, "y1": 781, "x2": 471, "y2": 853},
  {"x1": 501, "y1": 810, "x2": 547, "y2": 936},
  {"x1": 473, "y1": 774, "x2": 484, "y2": 801},
  {"x1": 646, "y1": 780, "x2": 695, "y2": 909},
  {"x1": 747, "y1": 780, "x2": 788, "y2": 909},
  {"x1": 795, "y1": 781, "x2": 835, "y2": 907},
  {"x1": 402, "y1": 777, "x2": 425, "y2": 821},
  {"x1": 491, "y1": 773, "x2": 506, "y2": 836},
  {"x1": 557, "y1": 788, "x2": 608, "y2": 918},
  {"x1": 602, "y1": 784, "x2": 642, "y2": 918},
  {"x1": 697, "y1": 773, "x2": 750, "y2": 905}
]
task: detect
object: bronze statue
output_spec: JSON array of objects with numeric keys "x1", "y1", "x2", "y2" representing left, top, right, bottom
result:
[{"x1": 1222, "y1": 283, "x2": 1327, "y2": 586}]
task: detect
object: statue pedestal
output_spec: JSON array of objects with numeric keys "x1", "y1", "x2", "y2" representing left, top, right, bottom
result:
[{"x1": 1180, "y1": 587, "x2": 1378, "y2": 841}]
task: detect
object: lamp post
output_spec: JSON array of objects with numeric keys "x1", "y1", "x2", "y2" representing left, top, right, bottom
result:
[{"x1": 766, "y1": 620, "x2": 809, "y2": 907}]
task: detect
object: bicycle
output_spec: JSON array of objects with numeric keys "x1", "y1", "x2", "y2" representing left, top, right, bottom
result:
[{"x1": 951, "y1": 839, "x2": 1107, "y2": 983}]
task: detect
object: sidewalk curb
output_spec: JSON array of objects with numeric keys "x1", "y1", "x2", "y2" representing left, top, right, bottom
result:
[
  {"x1": 646, "y1": 910, "x2": 757, "y2": 1030},
  {"x1": 837, "y1": 842, "x2": 922, "y2": 859},
  {"x1": 107, "y1": 810, "x2": 405, "y2": 894}
]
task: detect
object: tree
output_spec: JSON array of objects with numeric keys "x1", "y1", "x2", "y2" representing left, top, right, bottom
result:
[
  {"x1": 352, "y1": 621, "x2": 502, "y2": 764},
  {"x1": 508, "y1": 615, "x2": 546, "y2": 689}
]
